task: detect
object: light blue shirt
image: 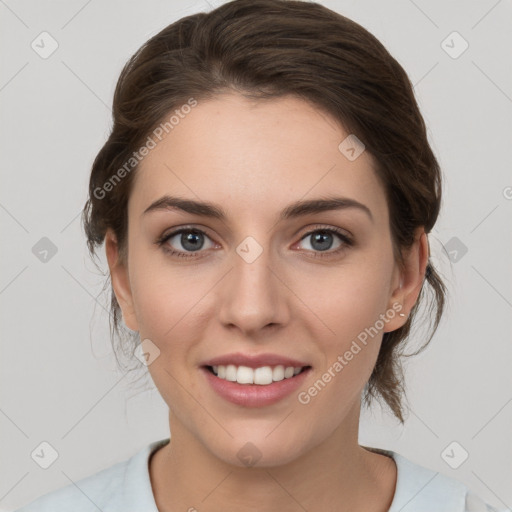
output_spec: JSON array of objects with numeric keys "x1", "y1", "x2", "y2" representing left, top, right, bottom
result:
[{"x1": 14, "y1": 438, "x2": 505, "y2": 511}]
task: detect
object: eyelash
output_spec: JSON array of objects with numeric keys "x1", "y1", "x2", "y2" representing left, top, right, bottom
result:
[{"x1": 155, "y1": 225, "x2": 354, "y2": 260}]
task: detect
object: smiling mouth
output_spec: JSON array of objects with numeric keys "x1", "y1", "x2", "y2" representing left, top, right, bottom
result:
[{"x1": 204, "y1": 364, "x2": 312, "y2": 386}]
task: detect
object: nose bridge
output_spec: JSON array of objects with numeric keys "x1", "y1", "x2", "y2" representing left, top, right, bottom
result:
[{"x1": 218, "y1": 234, "x2": 287, "y2": 332}]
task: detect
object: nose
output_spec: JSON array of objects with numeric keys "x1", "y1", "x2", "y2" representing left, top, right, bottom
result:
[{"x1": 217, "y1": 240, "x2": 290, "y2": 336}]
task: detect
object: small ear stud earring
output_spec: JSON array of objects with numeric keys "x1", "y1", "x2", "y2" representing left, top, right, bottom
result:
[{"x1": 399, "y1": 313, "x2": 406, "y2": 317}]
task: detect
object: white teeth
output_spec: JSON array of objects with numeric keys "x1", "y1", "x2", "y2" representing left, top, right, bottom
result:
[
  {"x1": 210, "y1": 364, "x2": 306, "y2": 385},
  {"x1": 237, "y1": 366, "x2": 254, "y2": 384},
  {"x1": 225, "y1": 364, "x2": 237, "y2": 382},
  {"x1": 254, "y1": 366, "x2": 273, "y2": 385},
  {"x1": 284, "y1": 366, "x2": 294, "y2": 378},
  {"x1": 272, "y1": 365, "x2": 285, "y2": 382}
]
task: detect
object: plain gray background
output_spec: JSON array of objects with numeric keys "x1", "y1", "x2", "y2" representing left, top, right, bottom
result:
[{"x1": 1, "y1": 0, "x2": 511, "y2": 510}]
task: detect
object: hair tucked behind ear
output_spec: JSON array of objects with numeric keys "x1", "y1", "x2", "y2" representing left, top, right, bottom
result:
[{"x1": 82, "y1": 0, "x2": 446, "y2": 423}]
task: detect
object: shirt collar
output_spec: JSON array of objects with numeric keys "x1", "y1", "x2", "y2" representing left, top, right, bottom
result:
[
  {"x1": 363, "y1": 446, "x2": 467, "y2": 511},
  {"x1": 120, "y1": 438, "x2": 170, "y2": 512}
]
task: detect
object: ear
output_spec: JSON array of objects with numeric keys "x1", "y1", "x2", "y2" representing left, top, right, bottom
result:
[
  {"x1": 383, "y1": 227, "x2": 429, "y2": 333},
  {"x1": 105, "y1": 229, "x2": 139, "y2": 332}
]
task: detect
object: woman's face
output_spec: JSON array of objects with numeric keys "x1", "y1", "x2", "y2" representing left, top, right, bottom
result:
[{"x1": 108, "y1": 93, "x2": 416, "y2": 467}]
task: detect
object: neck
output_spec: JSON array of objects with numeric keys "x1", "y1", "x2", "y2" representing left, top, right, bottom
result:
[{"x1": 149, "y1": 403, "x2": 397, "y2": 512}]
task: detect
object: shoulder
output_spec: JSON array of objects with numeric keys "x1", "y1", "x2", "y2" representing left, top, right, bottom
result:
[
  {"x1": 391, "y1": 451, "x2": 506, "y2": 512},
  {"x1": 365, "y1": 447, "x2": 506, "y2": 512},
  {"x1": 464, "y1": 490, "x2": 506, "y2": 512},
  {"x1": 12, "y1": 462, "x2": 124, "y2": 511},
  {"x1": 13, "y1": 457, "x2": 129, "y2": 512},
  {"x1": 13, "y1": 439, "x2": 169, "y2": 512}
]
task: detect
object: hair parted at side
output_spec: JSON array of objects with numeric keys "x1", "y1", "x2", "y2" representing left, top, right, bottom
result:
[{"x1": 82, "y1": 0, "x2": 446, "y2": 423}]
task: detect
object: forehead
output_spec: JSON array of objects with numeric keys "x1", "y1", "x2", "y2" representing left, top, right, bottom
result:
[{"x1": 130, "y1": 93, "x2": 387, "y2": 224}]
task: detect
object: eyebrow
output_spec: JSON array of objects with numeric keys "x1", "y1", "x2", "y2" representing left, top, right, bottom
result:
[{"x1": 142, "y1": 195, "x2": 373, "y2": 223}]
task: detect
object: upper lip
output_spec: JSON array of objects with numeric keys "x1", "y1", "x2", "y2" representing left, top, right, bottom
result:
[{"x1": 201, "y1": 352, "x2": 311, "y2": 369}]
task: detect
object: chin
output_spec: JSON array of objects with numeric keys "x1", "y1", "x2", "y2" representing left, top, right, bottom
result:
[{"x1": 208, "y1": 432, "x2": 311, "y2": 469}]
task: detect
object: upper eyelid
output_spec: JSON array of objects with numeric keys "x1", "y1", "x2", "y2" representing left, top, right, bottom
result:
[{"x1": 161, "y1": 225, "x2": 216, "y2": 243}]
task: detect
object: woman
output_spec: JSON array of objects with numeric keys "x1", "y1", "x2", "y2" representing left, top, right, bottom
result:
[{"x1": 15, "y1": 0, "x2": 503, "y2": 510}]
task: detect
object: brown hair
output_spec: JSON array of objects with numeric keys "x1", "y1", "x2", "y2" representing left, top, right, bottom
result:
[{"x1": 82, "y1": 0, "x2": 446, "y2": 423}]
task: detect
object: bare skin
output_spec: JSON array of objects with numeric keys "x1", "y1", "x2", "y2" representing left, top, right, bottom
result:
[{"x1": 106, "y1": 93, "x2": 428, "y2": 511}]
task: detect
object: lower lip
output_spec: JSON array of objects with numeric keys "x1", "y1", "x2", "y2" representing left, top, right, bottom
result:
[{"x1": 201, "y1": 367, "x2": 311, "y2": 407}]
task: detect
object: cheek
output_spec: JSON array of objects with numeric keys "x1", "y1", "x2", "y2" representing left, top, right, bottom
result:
[
  {"x1": 127, "y1": 257, "x2": 215, "y2": 397},
  {"x1": 129, "y1": 253, "x2": 206, "y2": 339},
  {"x1": 295, "y1": 270, "x2": 392, "y2": 418},
  {"x1": 294, "y1": 255, "x2": 395, "y2": 344},
  {"x1": 131, "y1": 278, "x2": 177, "y2": 339},
  {"x1": 128, "y1": 263, "x2": 207, "y2": 405}
]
